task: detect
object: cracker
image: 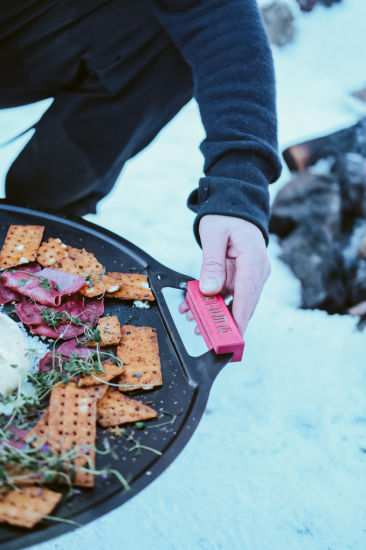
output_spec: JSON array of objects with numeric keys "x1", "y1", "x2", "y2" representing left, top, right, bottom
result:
[
  {"x1": 89, "y1": 316, "x2": 121, "y2": 347},
  {"x1": 83, "y1": 384, "x2": 109, "y2": 400},
  {"x1": 106, "y1": 273, "x2": 154, "y2": 301},
  {"x1": 0, "y1": 486, "x2": 61, "y2": 528},
  {"x1": 80, "y1": 274, "x2": 120, "y2": 298},
  {"x1": 78, "y1": 361, "x2": 123, "y2": 387},
  {"x1": 97, "y1": 388, "x2": 157, "y2": 427},
  {"x1": 53, "y1": 246, "x2": 103, "y2": 278},
  {"x1": 0, "y1": 225, "x2": 44, "y2": 270},
  {"x1": 37, "y1": 238, "x2": 68, "y2": 267},
  {"x1": 117, "y1": 326, "x2": 162, "y2": 391},
  {"x1": 25, "y1": 409, "x2": 50, "y2": 448},
  {"x1": 4, "y1": 465, "x2": 40, "y2": 486},
  {"x1": 48, "y1": 383, "x2": 96, "y2": 487}
]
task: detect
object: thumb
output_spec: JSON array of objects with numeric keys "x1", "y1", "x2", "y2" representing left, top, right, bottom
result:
[{"x1": 199, "y1": 225, "x2": 228, "y2": 295}]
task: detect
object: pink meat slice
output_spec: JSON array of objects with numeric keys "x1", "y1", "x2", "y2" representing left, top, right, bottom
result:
[
  {"x1": 82, "y1": 297, "x2": 104, "y2": 325},
  {"x1": 11, "y1": 264, "x2": 42, "y2": 274},
  {"x1": 15, "y1": 294, "x2": 87, "y2": 340},
  {"x1": 38, "y1": 339, "x2": 92, "y2": 372},
  {"x1": 40, "y1": 268, "x2": 86, "y2": 294},
  {"x1": 16, "y1": 296, "x2": 103, "y2": 341},
  {"x1": 32, "y1": 323, "x2": 86, "y2": 340},
  {"x1": 38, "y1": 337, "x2": 115, "y2": 374},
  {"x1": 0, "y1": 264, "x2": 42, "y2": 304},
  {"x1": 16, "y1": 294, "x2": 85, "y2": 326},
  {"x1": 0, "y1": 281, "x2": 24, "y2": 304},
  {"x1": 1, "y1": 267, "x2": 85, "y2": 307}
]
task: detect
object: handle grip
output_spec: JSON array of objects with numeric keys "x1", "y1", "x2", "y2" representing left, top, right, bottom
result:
[
  {"x1": 146, "y1": 262, "x2": 233, "y2": 389},
  {"x1": 186, "y1": 280, "x2": 244, "y2": 363}
]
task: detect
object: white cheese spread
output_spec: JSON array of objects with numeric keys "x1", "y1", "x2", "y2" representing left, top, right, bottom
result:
[{"x1": 0, "y1": 313, "x2": 31, "y2": 398}]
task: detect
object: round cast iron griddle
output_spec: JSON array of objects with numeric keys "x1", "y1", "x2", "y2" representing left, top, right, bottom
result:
[{"x1": 0, "y1": 202, "x2": 232, "y2": 550}]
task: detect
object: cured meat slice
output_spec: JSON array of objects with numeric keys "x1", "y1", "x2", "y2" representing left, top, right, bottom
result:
[
  {"x1": 1, "y1": 268, "x2": 85, "y2": 307},
  {"x1": 16, "y1": 294, "x2": 89, "y2": 340},
  {"x1": 16, "y1": 294, "x2": 85, "y2": 326},
  {"x1": 0, "y1": 281, "x2": 24, "y2": 304}
]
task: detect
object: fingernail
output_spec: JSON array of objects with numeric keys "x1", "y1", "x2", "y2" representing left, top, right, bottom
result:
[{"x1": 200, "y1": 278, "x2": 219, "y2": 292}]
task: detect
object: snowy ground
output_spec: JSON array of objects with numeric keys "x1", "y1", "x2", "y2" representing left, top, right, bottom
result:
[{"x1": 1, "y1": 0, "x2": 366, "y2": 548}]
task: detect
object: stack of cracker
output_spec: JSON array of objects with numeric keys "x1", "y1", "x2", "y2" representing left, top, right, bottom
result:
[
  {"x1": 38, "y1": 240, "x2": 155, "y2": 302},
  {"x1": 0, "y1": 225, "x2": 44, "y2": 270}
]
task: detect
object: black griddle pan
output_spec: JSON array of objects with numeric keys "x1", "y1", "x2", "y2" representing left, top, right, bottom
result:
[{"x1": 0, "y1": 202, "x2": 233, "y2": 550}]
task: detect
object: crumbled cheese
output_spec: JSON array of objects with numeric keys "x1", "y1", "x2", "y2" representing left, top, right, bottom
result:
[
  {"x1": 109, "y1": 285, "x2": 119, "y2": 293},
  {"x1": 86, "y1": 288, "x2": 94, "y2": 294},
  {"x1": 18, "y1": 257, "x2": 28, "y2": 264},
  {"x1": 56, "y1": 238, "x2": 61, "y2": 242},
  {"x1": 141, "y1": 282, "x2": 151, "y2": 290},
  {"x1": 79, "y1": 397, "x2": 88, "y2": 413},
  {"x1": 65, "y1": 252, "x2": 68, "y2": 257},
  {"x1": 15, "y1": 244, "x2": 24, "y2": 251},
  {"x1": 133, "y1": 300, "x2": 150, "y2": 309},
  {"x1": 61, "y1": 243, "x2": 67, "y2": 248},
  {"x1": 48, "y1": 257, "x2": 55, "y2": 264}
]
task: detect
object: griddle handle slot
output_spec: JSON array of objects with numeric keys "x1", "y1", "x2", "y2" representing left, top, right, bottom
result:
[{"x1": 147, "y1": 264, "x2": 233, "y2": 389}]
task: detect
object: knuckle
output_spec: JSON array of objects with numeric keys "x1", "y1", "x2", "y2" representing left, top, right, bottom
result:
[{"x1": 202, "y1": 257, "x2": 226, "y2": 271}]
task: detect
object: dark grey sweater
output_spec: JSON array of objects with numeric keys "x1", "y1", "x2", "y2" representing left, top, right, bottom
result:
[{"x1": 148, "y1": 0, "x2": 282, "y2": 244}]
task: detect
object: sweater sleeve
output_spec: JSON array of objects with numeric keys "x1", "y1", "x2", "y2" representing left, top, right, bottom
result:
[{"x1": 147, "y1": 0, "x2": 282, "y2": 245}]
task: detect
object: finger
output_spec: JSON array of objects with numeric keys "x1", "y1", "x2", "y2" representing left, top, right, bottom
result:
[
  {"x1": 178, "y1": 300, "x2": 190, "y2": 314},
  {"x1": 194, "y1": 325, "x2": 201, "y2": 335},
  {"x1": 199, "y1": 223, "x2": 228, "y2": 296},
  {"x1": 232, "y1": 254, "x2": 270, "y2": 335},
  {"x1": 186, "y1": 310, "x2": 195, "y2": 322}
]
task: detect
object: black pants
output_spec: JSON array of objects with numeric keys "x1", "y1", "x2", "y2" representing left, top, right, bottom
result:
[{"x1": 0, "y1": 0, "x2": 193, "y2": 215}]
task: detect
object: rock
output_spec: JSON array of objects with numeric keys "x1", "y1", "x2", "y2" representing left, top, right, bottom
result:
[
  {"x1": 296, "y1": 0, "x2": 342, "y2": 12},
  {"x1": 279, "y1": 222, "x2": 347, "y2": 312},
  {"x1": 261, "y1": 2, "x2": 295, "y2": 47},
  {"x1": 358, "y1": 234, "x2": 366, "y2": 259},
  {"x1": 296, "y1": 0, "x2": 318, "y2": 11},
  {"x1": 270, "y1": 172, "x2": 341, "y2": 238},
  {"x1": 345, "y1": 257, "x2": 366, "y2": 306},
  {"x1": 332, "y1": 153, "x2": 366, "y2": 231},
  {"x1": 282, "y1": 117, "x2": 366, "y2": 172},
  {"x1": 320, "y1": 0, "x2": 342, "y2": 6}
]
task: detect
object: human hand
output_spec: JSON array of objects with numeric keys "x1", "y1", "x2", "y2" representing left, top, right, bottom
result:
[{"x1": 179, "y1": 215, "x2": 271, "y2": 335}]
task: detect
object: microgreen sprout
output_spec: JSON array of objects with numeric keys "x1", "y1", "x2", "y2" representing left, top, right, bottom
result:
[
  {"x1": 110, "y1": 428, "x2": 161, "y2": 457},
  {"x1": 0, "y1": 441, "x2": 130, "y2": 495},
  {"x1": 147, "y1": 409, "x2": 184, "y2": 429}
]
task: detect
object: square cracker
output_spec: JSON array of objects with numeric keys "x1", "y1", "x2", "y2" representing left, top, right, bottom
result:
[
  {"x1": 37, "y1": 238, "x2": 68, "y2": 267},
  {"x1": 0, "y1": 486, "x2": 61, "y2": 528},
  {"x1": 80, "y1": 274, "x2": 120, "y2": 298},
  {"x1": 25, "y1": 409, "x2": 50, "y2": 448},
  {"x1": 97, "y1": 388, "x2": 157, "y2": 427},
  {"x1": 48, "y1": 382, "x2": 97, "y2": 487},
  {"x1": 52, "y1": 246, "x2": 103, "y2": 278},
  {"x1": 0, "y1": 225, "x2": 44, "y2": 270},
  {"x1": 117, "y1": 326, "x2": 162, "y2": 391},
  {"x1": 106, "y1": 273, "x2": 154, "y2": 301},
  {"x1": 89, "y1": 316, "x2": 121, "y2": 347},
  {"x1": 78, "y1": 362, "x2": 123, "y2": 387}
]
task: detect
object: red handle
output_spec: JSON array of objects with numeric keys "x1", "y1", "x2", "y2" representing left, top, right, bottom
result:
[{"x1": 186, "y1": 280, "x2": 244, "y2": 363}]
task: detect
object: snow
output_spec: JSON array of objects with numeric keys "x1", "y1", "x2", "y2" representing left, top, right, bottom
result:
[{"x1": 1, "y1": 0, "x2": 366, "y2": 548}]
